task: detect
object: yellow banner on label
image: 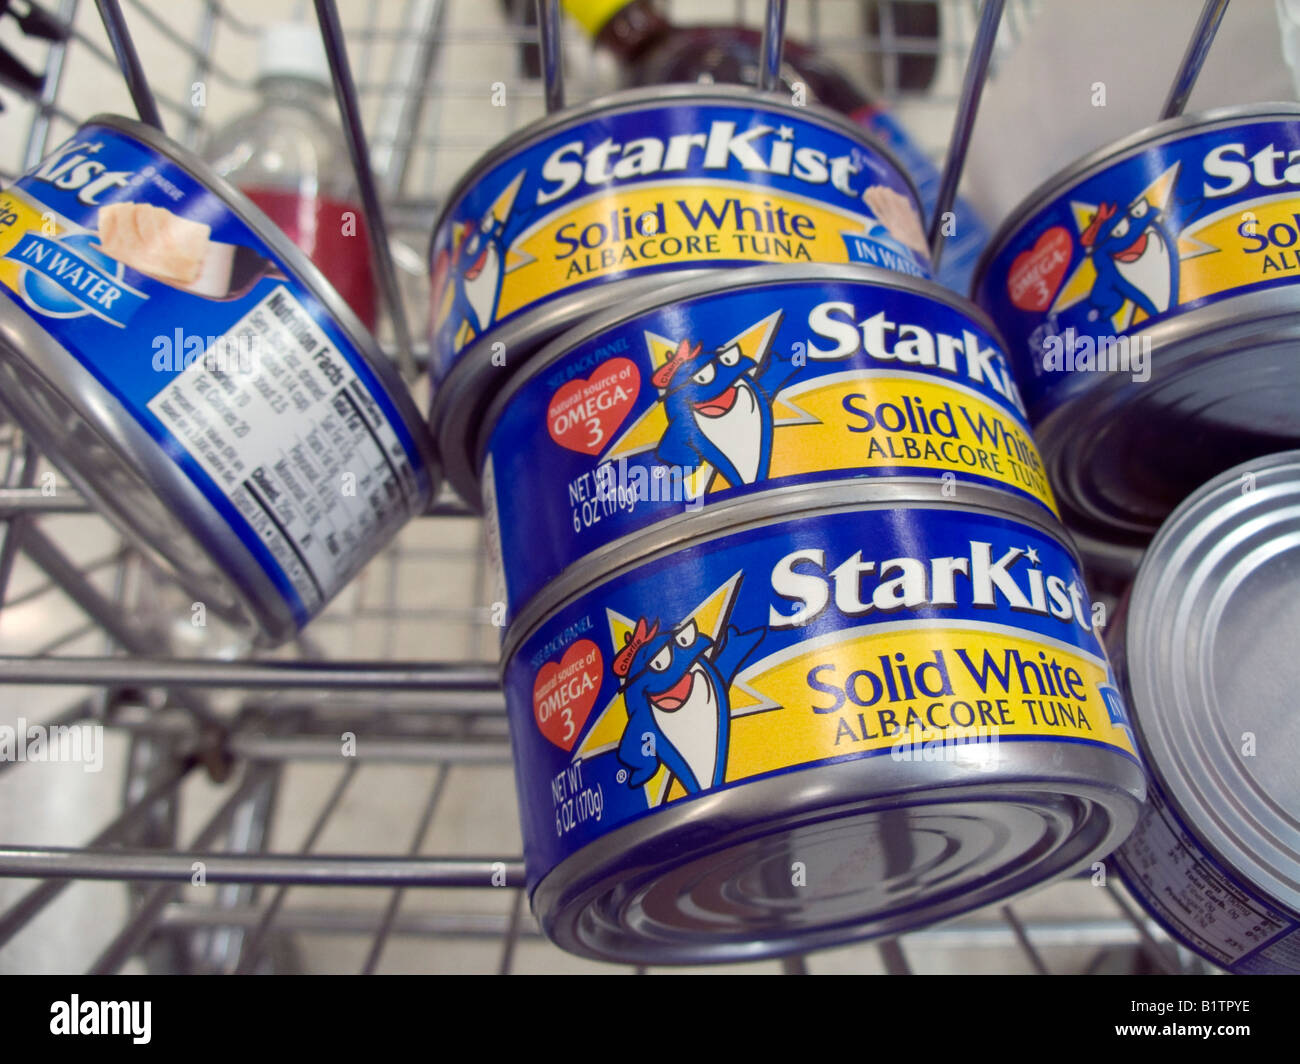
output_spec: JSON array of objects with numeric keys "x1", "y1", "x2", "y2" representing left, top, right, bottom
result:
[
  {"x1": 496, "y1": 182, "x2": 918, "y2": 321},
  {"x1": 1179, "y1": 194, "x2": 1300, "y2": 300},
  {"x1": 768, "y1": 373, "x2": 1057, "y2": 514},
  {"x1": 724, "y1": 624, "x2": 1136, "y2": 783},
  {"x1": 0, "y1": 190, "x2": 61, "y2": 296}
]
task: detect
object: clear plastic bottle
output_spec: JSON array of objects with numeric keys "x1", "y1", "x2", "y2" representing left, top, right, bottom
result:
[{"x1": 204, "y1": 22, "x2": 377, "y2": 330}]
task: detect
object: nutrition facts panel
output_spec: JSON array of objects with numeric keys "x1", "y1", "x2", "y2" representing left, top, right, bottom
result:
[
  {"x1": 1117, "y1": 784, "x2": 1296, "y2": 968},
  {"x1": 148, "y1": 285, "x2": 417, "y2": 612}
]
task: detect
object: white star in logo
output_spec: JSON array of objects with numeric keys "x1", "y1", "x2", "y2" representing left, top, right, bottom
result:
[
  {"x1": 1025, "y1": 547, "x2": 1041, "y2": 565},
  {"x1": 778, "y1": 125, "x2": 794, "y2": 141}
]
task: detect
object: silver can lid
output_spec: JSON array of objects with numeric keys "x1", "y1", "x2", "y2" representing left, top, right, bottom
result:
[
  {"x1": 535, "y1": 741, "x2": 1142, "y2": 963},
  {"x1": 1126, "y1": 450, "x2": 1300, "y2": 915}
]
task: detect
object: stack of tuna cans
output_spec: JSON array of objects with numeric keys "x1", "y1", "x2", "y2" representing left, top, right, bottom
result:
[
  {"x1": 975, "y1": 106, "x2": 1300, "y2": 973},
  {"x1": 428, "y1": 85, "x2": 1146, "y2": 962}
]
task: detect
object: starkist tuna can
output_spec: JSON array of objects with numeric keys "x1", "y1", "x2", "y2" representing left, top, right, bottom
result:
[
  {"x1": 501, "y1": 482, "x2": 1145, "y2": 963},
  {"x1": 0, "y1": 116, "x2": 436, "y2": 646},
  {"x1": 478, "y1": 264, "x2": 1056, "y2": 623},
  {"x1": 427, "y1": 85, "x2": 930, "y2": 490},
  {"x1": 1111, "y1": 452, "x2": 1300, "y2": 975},
  {"x1": 973, "y1": 104, "x2": 1300, "y2": 540}
]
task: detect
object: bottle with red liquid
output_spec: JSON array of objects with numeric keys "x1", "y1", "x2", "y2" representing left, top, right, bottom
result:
[{"x1": 204, "y1": 23, "x2": 378, "y2": 330}]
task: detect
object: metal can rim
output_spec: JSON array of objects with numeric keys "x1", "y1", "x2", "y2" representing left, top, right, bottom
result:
[
  {"x1": 971, "y1": 101, "x2": 1300, "y2": 298},
  {"x1": 532, "y1": 744, "x2": 1144, "y2": 964},
  {"x1": 1028, "y1": 284, "x2": 1300, "y2": 536}
]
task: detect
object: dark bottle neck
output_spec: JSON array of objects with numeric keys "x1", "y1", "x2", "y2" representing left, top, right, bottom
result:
[{"x1": 595, "y1": 0, "x2": 672, "y2": 61}]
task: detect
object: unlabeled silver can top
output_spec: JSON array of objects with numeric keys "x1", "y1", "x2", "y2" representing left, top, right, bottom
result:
[{"x1": 1126, "y1": 450, "x2": 1300, "y2": 914}]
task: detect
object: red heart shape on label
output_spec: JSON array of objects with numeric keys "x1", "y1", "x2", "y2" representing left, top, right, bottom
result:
[
  {"x1": 547, "y1": 358, "x2": 640, "y2": 455},
  {"x1": 1007, "y1": 226, "x2": 1073, "y2": 313},
  {"x1": 532, "y1": 639, "x2": 603, "y2": 752}
]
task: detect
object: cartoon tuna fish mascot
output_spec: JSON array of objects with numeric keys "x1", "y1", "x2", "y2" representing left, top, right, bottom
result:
[
  {"x1": 652, "y1": 333, "x2": 799, "y2": 490},
  {"x1": 430, "y1": 172, "x2": 523, "y2": 351},
  {"x1": 613, "y1": 614, "x2": 764, "y2": 794},
  {"x1": 1080, "y1": 185, "x2": 1180, "y2": 324},
  {"x1": 449, "y1": 213, "x2": 506, "y2": 336}
]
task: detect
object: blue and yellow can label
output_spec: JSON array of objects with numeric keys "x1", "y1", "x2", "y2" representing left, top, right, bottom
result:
[
  {"x1": 485, "y1": 271, "x2": 1052, "y2": 618},
  {"x1": 504, "y1": 505, "x2": 1138, "y2": 889},
  {"x1": 428, "y1": 94, "x2": 932, "y2": 383},
  {"x1": 974, "y1": 110, "x2": 1300, "y2": 419},
  {"x1": 0, "y1": 123, "x2": 432, "y2": 628}
]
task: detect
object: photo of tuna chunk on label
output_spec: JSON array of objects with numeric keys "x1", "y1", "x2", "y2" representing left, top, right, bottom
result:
[{"x1": 97, "y1": 202, "x2": 212, "y2": 286}]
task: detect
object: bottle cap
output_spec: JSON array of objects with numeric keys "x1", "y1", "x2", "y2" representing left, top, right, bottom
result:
[
  {"x1": 257, "y1": 22, "x2": 332, "y2": 88},
  {"x1": 562, "y1": 0, "x2": 631, "y2": 38}
]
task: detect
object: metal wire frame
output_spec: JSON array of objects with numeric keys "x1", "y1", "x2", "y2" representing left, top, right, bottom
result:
[
  {"x1": 1, "y1": 1, "x2": 1014, "y2": 179},
  {"x1": 0, "y1": 0, "x2": 1225, "y2": 975}
]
